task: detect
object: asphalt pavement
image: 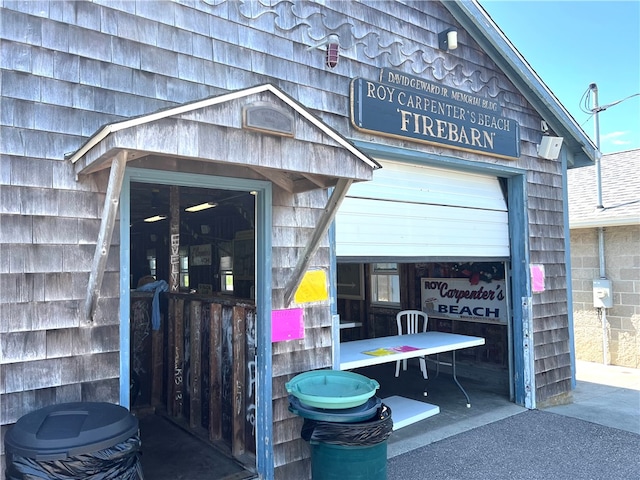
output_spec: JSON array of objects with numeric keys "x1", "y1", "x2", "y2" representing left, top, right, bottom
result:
[{"x1": 386, "y1": 361, "x2": 640, "y2": 479}]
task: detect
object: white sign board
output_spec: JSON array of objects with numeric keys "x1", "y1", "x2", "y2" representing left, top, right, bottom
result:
[{"x1": 421, "y1": 277, "x2": 507, "y2": 324}]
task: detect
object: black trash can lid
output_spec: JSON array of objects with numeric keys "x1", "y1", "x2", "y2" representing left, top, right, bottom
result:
[
  {"x1": 289, "y1": 395, "x2": 382, "y2": 422},
  {"x1": 4, "y1": 402, "x2": 139, "y2": 461}
]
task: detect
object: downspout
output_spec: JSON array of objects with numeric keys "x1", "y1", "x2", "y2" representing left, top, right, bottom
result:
[
  {"x1": 598, "y1": 224, "x2": 608, "y2": 365},
  {"x1": 590, "y1": 83, "x2": 608, "y2": 365}
]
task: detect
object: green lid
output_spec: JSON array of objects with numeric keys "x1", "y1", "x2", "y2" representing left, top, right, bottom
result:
[{"x1": 286, "y1": 370, "x2": 379, "y2": 409}]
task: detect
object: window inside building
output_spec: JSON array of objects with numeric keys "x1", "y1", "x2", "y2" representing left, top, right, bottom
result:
[
  {"x1": 221, "y1": 255, "x2": 234, "y2": 292},
  {"x1": 180, "y1": 247, "x2": 189, "y2": 289},
  {"x1": 147, "y1": 249, "x2": 157, "y2": 278},
  {"x1": 371, "y1": 263, "x2": 400, "y2": 305}
]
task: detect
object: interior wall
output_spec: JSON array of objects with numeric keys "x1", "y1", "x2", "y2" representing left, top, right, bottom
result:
[{"x1": 337, "y1": 260, "x2": 510, "y2": 393}]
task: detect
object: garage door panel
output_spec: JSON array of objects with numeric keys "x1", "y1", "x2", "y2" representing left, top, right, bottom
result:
[
  {"x1": 336, "y1": 197, "x2": 509, "y2": 259},
  {"x1": 346, "y1": 160, "x2": 506, "y2": 211},
  {"x1": 336, "y1": 161, "x2": 510, "y2": 260}
]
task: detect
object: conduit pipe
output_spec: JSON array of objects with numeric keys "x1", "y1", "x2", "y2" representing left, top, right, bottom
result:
[{"x1": 590, "y1": 83, "x2": 608, "y2": 365}]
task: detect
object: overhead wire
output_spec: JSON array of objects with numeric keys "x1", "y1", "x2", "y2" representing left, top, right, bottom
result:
[
  {"x1": 583, "y1": 88, "x2": 640, "y2": 114},
  {"x1": 580, "y1": 115, "x2": 593, "y2": 128},
  {"x1": 578, "y1": 85, "x2": 595, "y2": 126},
  {"x1": 600, "y1": 92, "x2": 640, "y2": 111},
  {"x1": 579, "y1": 85, "x2": 593, "y2": 115},
  {"x1": 577, "y1": 87, "x2": 640, "y2": 127}
]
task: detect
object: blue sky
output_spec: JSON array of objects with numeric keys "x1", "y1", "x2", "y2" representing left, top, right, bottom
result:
[{"x1": 478, "y1": 0, "x2": 640, "y2": 154}]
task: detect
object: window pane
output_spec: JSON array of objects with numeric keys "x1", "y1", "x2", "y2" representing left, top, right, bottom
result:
[
  {"x1": 179, "y1": 249, "x2": 189, "y2": 288},
  {"x1": 389, "y1": 275, "x2": 400, "y2": 302},
  {"x1": 146, "y1": 250, "x2": 156, "y2": 277},
  {"x1": 372, "y1": 273, "x2": 400, "y2": 304},
  {"x1": 378, "y1": 275, "x2": 391, "y2": 302},
  {"x1": 221, "y1": 271, "x2": 234, "y2": 292}
]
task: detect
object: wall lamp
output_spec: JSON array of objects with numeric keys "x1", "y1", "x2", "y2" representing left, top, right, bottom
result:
[
  {"x1": 326, "y1": 39, "x2": 339, "y2": 68},
  {"x1": 438, "y1": 28, "x2": 458, "y2": 51},
  {"x1": 307, "y1": 34, "x2": 340, "y2": 68}
]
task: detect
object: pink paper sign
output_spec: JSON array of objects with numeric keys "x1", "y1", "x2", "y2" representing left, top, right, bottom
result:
[
  {"x1": 531, "y1": 264, "x2": 545, "y2": 293},
  {"x1": 272, "y1": 308, "x2": 305, "y2": 342},
  {"x1": 393, "y1": 345, "x2": 420, "y2": 352}
]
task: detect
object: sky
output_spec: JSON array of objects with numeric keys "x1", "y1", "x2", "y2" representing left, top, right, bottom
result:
[{"x1": 477, "y1": 0, "x2": 640, "y2": 154}]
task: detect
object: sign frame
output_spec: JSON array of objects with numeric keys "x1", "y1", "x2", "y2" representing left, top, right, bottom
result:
[
  {"x1": 350, "y1": 74, "x2": 520, "y2": 160},
  {"x1": 420, "y1": 277, "x2": 508, "y2": 324}
]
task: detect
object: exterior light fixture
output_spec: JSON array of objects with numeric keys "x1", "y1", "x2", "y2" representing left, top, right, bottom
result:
[
  {"x1": 438, "y1": 28, "x2": 458, "y2": 51},
  {"x1": 326, "y1": 35, "x2": 340, "y2": 68},
  {"x1": 143, "y1": 215, "x2": 167, "y2": 223},
  {"x1": 185, "y1": 201, "x2": 218, "y2": 212},
  {"x1": 307, "y1": 34, "x2": 340, "y2": 69}
]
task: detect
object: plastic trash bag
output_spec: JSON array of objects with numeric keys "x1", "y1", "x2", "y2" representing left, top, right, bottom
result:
[
  {"x1": 301, "y1": 404, "x2": 393, "y2": 446},
  {"x1": 5, "y1": 435, "x2": 144, "y2": 480}
]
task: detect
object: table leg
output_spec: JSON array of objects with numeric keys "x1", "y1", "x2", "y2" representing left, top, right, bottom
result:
[{"x1": 451, "y1": 351, "x2": 472, "y2": 408}]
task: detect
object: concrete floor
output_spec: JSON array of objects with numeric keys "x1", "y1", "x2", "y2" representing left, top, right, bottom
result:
[
  {"x1": 137, "y1": 413, "x2": 256, "y2": 480},
  {"x1": 544, "y1": 360, "x2": 640, "y2": 434},
  {"x1": 135, "y1": 360, "x2": 639, "y2": 478},
  {"x1": 387, "y1": 359, "x2": 640, "y2": 459},
  {"x1": 352, "y1": 361, "x2": 522, "y2": 458}
]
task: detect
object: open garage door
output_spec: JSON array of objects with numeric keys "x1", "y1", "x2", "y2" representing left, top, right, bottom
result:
[{"x1": 335, "y1": 160, "x2": 509, "y2": 261}]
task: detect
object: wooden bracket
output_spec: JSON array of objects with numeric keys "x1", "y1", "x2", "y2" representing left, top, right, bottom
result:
[
  {"x1": 283, "y1": 178, "x2": 353, "y2": 306},
  {"x1": 83, "y1": 150, "x2": 128, "y2": 322}
]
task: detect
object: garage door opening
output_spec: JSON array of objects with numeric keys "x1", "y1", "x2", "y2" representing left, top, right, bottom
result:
[{"x1": 337, "y1": 261, "x2": 512, "y2": 399}]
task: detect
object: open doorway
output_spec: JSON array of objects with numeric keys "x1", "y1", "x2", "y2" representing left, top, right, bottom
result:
[
  {"x1": 337, "y1": 261, "x2": 512, "y2": 396},
  {"x1": 128, "y1": 182, "x2": 258, "y2": 478},
  {"x1": 129, "y1": 183, "x2": 256, "y2": 295}
]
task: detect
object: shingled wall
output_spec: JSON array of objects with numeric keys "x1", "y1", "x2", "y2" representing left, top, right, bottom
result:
[{"x1": 1, "y1": 1, "x2": 572, "y2": 477}]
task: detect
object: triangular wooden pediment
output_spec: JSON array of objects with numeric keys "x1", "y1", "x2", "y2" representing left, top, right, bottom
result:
[{"x1": 69, "y1": 83, "x2": 379, "y2": 193}]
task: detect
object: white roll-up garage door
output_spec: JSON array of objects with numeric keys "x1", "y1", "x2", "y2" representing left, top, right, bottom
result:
[{"x1": 335, "y1": 159, "x2": 510, "y2": 261}]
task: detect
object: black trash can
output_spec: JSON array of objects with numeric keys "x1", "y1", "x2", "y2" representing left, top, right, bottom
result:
[
  {"x1": 4, "y1": 402, "x2": 143, "y2": 480},
  {"x1": 289, "y1": 395, "x2": 393, "y2": 480}
]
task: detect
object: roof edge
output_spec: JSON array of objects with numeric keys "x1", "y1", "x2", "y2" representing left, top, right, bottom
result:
[
  {"x1": 570, "y1": 216, "x2": 639, "y2": 229},
  {"x1": 66, "y1": 83, "x2": 381, "y2": 171}
]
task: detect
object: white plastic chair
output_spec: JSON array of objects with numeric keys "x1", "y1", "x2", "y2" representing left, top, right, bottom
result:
[{"x1": 395, "y1": 310, "x2": 429, "y2": 379}]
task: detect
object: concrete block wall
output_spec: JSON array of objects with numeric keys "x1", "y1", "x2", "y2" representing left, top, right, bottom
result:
[{"x1": 570, "y1": 225, "x2": 640, "y2": 368}]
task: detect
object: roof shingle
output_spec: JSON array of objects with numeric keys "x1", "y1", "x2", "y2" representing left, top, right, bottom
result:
[{"x1": 568, "y1": 149, "x2": 640, "y2": 228}]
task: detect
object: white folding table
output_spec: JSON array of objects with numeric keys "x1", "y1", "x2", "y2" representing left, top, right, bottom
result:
[{"x1": 339, "y1": 331, "x2": 485, "y2": 428}]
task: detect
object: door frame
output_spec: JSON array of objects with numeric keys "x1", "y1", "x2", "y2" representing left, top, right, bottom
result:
[{"x1": 119, "y1": 167, "x2": 274, "y2": 477}]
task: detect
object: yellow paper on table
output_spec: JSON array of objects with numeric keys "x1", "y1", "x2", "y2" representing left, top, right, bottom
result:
[
  {"x1": 294, "y1": 269, "x2": 328, "y2": 303},
  {"x1": 363, "y1": 348, "x2": 398, "y2": 357}
]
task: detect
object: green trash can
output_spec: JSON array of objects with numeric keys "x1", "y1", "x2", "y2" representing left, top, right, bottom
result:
[
  {"x1": 304, "y1": 407, "x2": 392, "y2": 480},
  {"x1": 287, "y1": 370, "x2": 392, "y2": 480},
  {"x1": 310, "y1": 441, "x2": 387, "y2": 480}
]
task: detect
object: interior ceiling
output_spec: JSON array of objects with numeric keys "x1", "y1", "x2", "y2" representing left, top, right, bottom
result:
[{"x1": 129, "y1": 183, "x2": 255, "y2": 225}]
